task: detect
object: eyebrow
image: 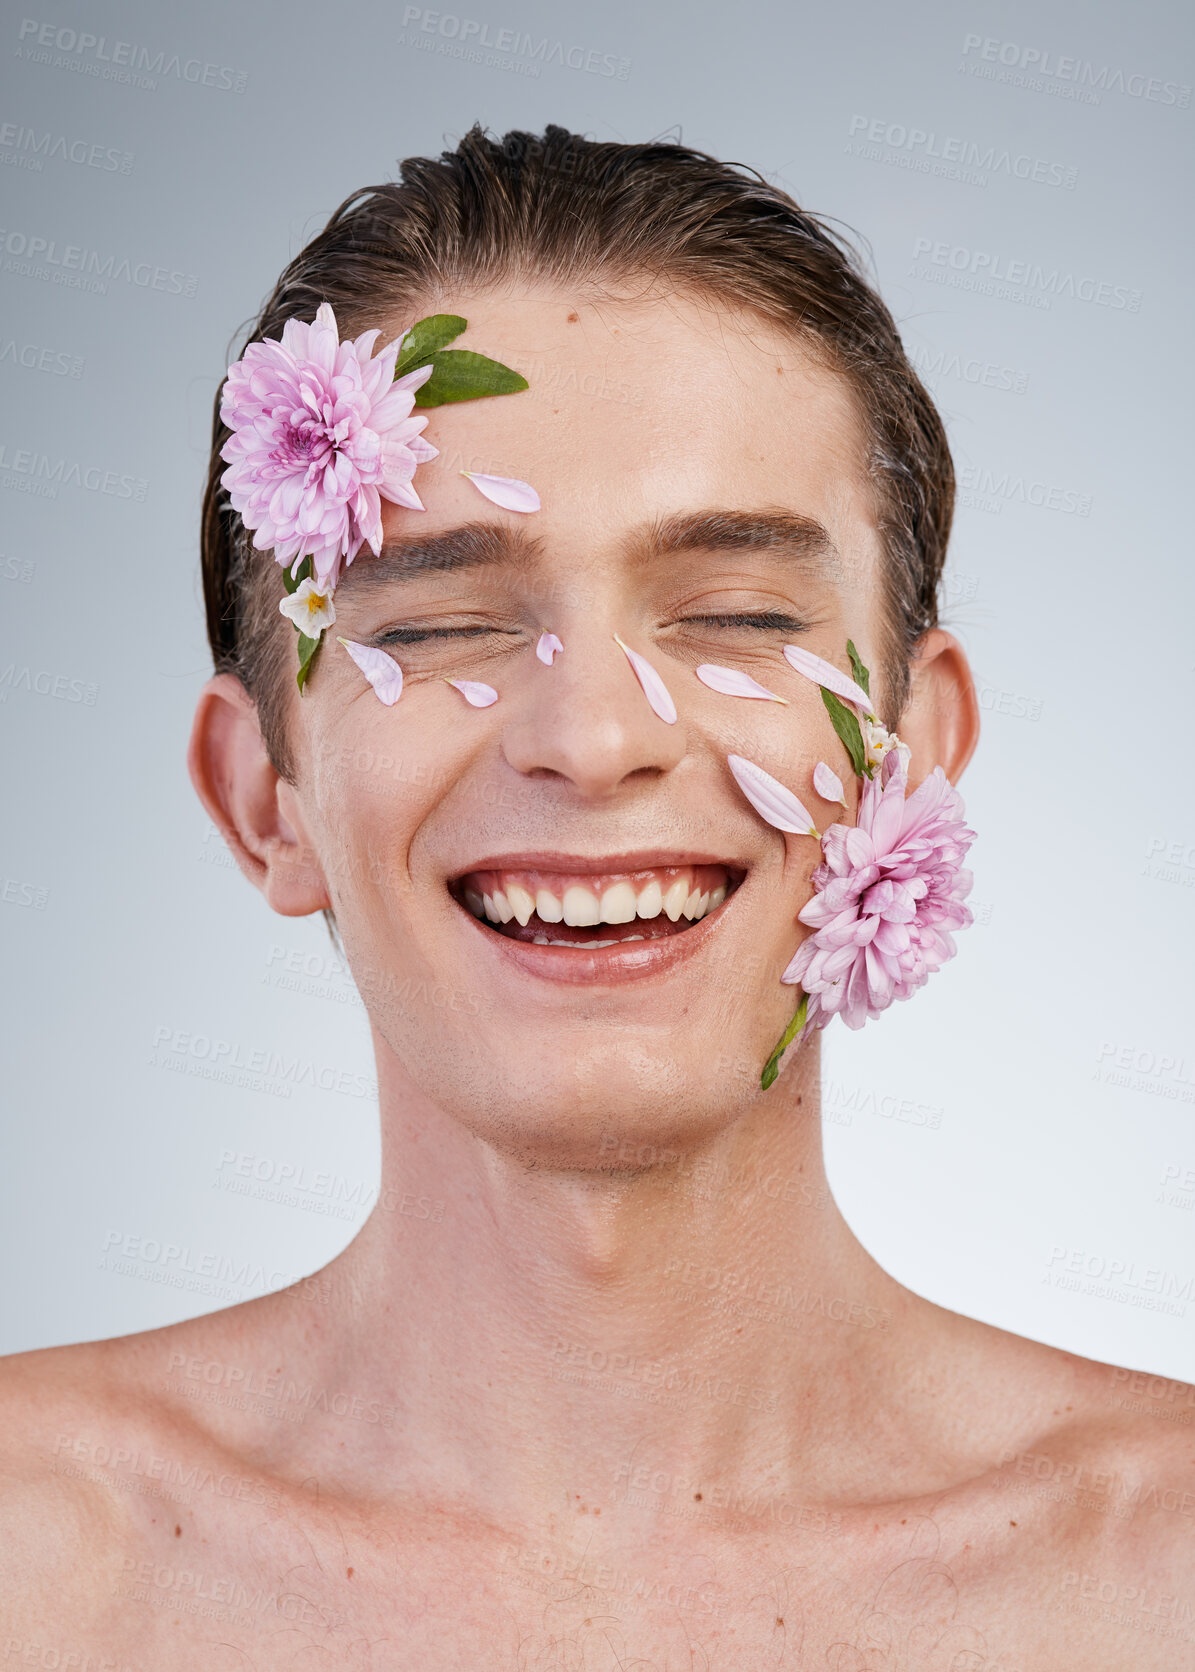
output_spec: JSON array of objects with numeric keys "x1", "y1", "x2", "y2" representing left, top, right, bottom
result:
[
  {"x1": 334, "y1": 520, "x2": 541, "y2": 595},
  {"x1": 633, "y1": 509, "x2": 842, "y2": 575},
  {"x1": 334, "y1": 507, "x2": 842, "y2": 594}
]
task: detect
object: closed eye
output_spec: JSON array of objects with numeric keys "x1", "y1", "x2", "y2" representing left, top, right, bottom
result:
[
  {"x1": 375, "y1": 625, "x2": 518, "y2": 646},
  {"x1": 680, "y1": 612, "x2": 810, "y2": 632}
]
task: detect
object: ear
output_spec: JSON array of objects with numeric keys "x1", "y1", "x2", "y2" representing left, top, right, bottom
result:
[
  {"x1": 186, "y1": 673, "x2": 331, "y2": 916},
  {"x1": 898, "y1": 627, "x2": 981, "y2": 788}
]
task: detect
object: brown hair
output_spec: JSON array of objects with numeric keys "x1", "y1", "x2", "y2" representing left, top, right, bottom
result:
[{"x1": 201, "y1": 122, "x2": 954, "y2": 781}]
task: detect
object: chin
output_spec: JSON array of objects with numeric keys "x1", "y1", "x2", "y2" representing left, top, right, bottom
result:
[{"x1": 395, "y1": 1026, "x2": 762, "y2": 1171}]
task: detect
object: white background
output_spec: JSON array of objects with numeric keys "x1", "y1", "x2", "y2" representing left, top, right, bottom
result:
[{"x1": 1, "y1": 0, "x2": 1192, "y2": 1379}]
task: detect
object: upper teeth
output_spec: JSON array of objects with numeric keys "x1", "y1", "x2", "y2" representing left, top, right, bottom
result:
[{"x1": 459, "y1": 866, "x2": 731, "y2": 928}]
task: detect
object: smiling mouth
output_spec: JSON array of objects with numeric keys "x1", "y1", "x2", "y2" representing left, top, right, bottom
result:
[{"x1": 447, "y1": 863, "x2": 746, "y2": 947}]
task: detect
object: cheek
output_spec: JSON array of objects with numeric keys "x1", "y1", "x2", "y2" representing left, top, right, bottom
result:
[
  {"x1": 697, "y1": 694, "x2": 838, "y2": 809},
  {"x1": 694, "y1": 695, "x2": 856, "y2": 904},
  {"x1": 304, "y1": 709, "x2": 450, "y2": 898}
]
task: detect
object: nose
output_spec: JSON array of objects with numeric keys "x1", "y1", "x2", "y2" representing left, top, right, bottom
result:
[{"x1": 500, "y1": 631, "x2": 687, "y2": 799}]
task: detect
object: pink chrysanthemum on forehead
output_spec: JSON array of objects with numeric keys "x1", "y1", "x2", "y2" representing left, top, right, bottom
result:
[
  {"x1": 781, "y1": 749, "x2": 976, "y2": 1032},
  {"x1": 219, "y1": 301, "x2": 439, "y2": 591}
]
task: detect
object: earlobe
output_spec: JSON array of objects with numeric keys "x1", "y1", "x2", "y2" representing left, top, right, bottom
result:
[
  {"x1": 186, "y1": 674, "x2": 331, "y2": 917},
  {"x1": 903, "y1": 629, "x2": 981, "y2": 787}
]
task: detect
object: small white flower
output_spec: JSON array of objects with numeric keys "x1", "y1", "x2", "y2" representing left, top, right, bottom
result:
[
  {"x1": 863, "y1": 717, "x2": 911, "y2": 774},
  {"x1": 862, "y1": 717, "x2": 884, "y2": 762},
  {"x1": 279, "y1": 578, "x2": 336, "y2": 637}
]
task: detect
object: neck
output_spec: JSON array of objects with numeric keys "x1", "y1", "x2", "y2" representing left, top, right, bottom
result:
[{"x1": 301, "y1": 1025, "x2": 925, "y2": 1519}]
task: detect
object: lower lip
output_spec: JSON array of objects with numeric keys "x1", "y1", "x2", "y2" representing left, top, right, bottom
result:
[{"x1": 451, "y1": 887, "x2": 743, "y2": 986}]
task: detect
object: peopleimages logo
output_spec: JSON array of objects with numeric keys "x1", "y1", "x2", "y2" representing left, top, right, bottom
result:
[
  {"x1": 0, "y1": 663, "x2": 97, "y2": 704},
  {"x1": 847, "y1": 114, "x2": 1077, "y2": 189},
  {"x1": 15, "y1": 18, "x2": 248, "y2": 93},
  {"x1": 958, "y1": 463, "x2": 1091, "y2": 518},
  {"x1": 149, "y1": 1024, "x2": 377, "y2": 1101},
  {"x1": 909, "y1": 343, "x2": 1029, "y2": 395},
  {"x1": 959, "y1": 33, "x2": 1191, "y2": 108},
  {"x1": 1094, "y1": 1041, "x2": 1195, "y2": 1102},
  {"x1": 0, "y1": 122, "x2": 133, "y2": 174},
  {"x1": 0, "y1": 337, "x2": 83, "y2": 377},
  {"x1": 1043, "y1": 1245, "x2": 1193, "y2": 1316},
  {"x1": 0, "y1": 441, "x2": 147, "y2": 500},
  {"x1": 0, "y1": 226, "x2": 196, "y2": 296},
  {"x1": 909, "y1": 237, "x2": 1142, "y2": 313},
  {"x1": 399, "y1": 6, "x2": 630, "y2": 78}
]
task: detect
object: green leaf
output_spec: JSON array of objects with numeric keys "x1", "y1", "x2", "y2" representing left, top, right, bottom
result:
[
  {"x1": 394, "y1": 313, "x2": 467, "y2": 378},
  {"x1": 822, "y1": 688, "x2": 868, "y2": 778},
  {"x1": 281, "y1": 554, "x2": 312, "y2": 595},
  {"x1": 846, "y1": 638, "x2": 871, "y2": 698},
  {"x1": 281, "y1": 557, "x2": 322, "y2": 694},
  {"x1": 761, "y1": 992, "x2": 809, "y2": 1090},
  {"x1": 413, "y1": 349, "x2": 529, "y2": 407},
  {"x1": 295, "y1": 631, "x2": 322, "y2": 695}
]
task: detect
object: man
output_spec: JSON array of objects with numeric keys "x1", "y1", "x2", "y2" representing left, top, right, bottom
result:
[{"x1": 2, "y1": 125, "x2": 1189, "y2": 1667}]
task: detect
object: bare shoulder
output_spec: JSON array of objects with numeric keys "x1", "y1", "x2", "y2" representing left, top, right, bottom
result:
[
  {"x1": 987, "y1": 1317, "x2": 1193, "y2": 1497},
  {"x1": 1021, "y1": 1337, "x2": 1195, "y2": 1580},
  {"x1": 915, "y1": 1304, "x2": 1195, "y2": 1657},
  {"x1": 0, "y1": 1296, "x2": 297, "y2": 1632},
  {"x1": 0, "y1": 1336, "x2": 126, "y2": 1630},
  {"x1": 0, "y1": 1331, "x2": 157, "y2": 1631},
  {"x1": 1036, "y1": 1343, "x2": 1195, "y2": 1659}
]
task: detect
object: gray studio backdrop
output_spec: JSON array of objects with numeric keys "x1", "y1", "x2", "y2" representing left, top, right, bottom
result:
[{"x1": 2, "y1": 0, "x2": 1193, "y2": 1380}]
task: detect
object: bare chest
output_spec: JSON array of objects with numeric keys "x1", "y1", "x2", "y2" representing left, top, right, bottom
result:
[{"x1": 68, "y1": 1494, "x2": 1176, "y2": 1672}]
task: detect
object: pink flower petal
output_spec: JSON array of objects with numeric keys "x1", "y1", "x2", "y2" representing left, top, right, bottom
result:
[
  {"x1": 727, "y1": 755, "x2": 819, "y2": 836},
  {"x1": 844, "y1": 827, "x2": 873, "y2": 869},
  {"x1": 446, "y1": 678, "x2": 499, "y2": 707},
  {"x1": 338, "y1": 638, "x2": 403, "y2": 705},
  {"x1": 783, "y1": 644, "x2": 873, "y2": 714},
  {"x1": 393, "y1": 362, "x2": 436, "y2": 394},
  {"x1": 460, "y1": 471, "x2": 540, "y2": 513},
  {"x1": 613, "y1": 635, "x2": 677, "y2": 724},
  {"x1": 869, "y1": 767, "x2": 910, "y2": 858},
  {"x1": 813, "y1": 761, "x2": 846, "y2": 805},
  {"x1": 780, "y1": 940, "x2": 814, "y2": 986},
  {"x1": 695, "y1": 664, "x2": 788, "y2": 703},
  {"x1": 379, "y1": 477, "x2": 427, "y2": 512},
  {"x1": 536, "y1": 632, "x2": 564, "y2": 665}
]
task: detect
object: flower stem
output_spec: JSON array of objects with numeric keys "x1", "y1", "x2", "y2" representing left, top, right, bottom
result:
[{"x1": 760, "y1": 991, "x2": 809, "y2": 1090}]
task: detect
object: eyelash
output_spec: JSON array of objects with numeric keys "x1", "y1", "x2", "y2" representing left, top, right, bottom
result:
[
  {"x1": 680, "y1": 611, "x2": 809, "y2": 632},
  {"x1": 375, "y1": 612, "x2": 809, "y2": 645},
  {"x1": 376, "y1": 625, "x2": 514, "y2": 646}
]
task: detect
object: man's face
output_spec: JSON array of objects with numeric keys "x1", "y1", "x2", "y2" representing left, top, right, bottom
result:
[{"x1": 281, "y1": 288, "x2": 890, "y2": 1160}]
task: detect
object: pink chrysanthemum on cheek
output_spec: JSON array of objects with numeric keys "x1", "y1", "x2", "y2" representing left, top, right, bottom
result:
[
  {"x1": 219, "y1": 302, "x2": 439, "y2": 590},
  {"x1": 781, "y1": 749, "x2": 976, "y2": 1031}
]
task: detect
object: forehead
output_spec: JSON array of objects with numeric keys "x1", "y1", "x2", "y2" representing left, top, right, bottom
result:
[{"x1": 373, "y1": 287, "x2": 880, "y2": 578}]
